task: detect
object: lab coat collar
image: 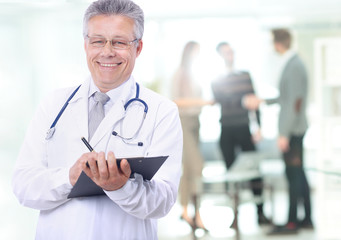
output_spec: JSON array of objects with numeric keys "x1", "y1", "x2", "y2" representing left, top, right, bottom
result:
[
  {"x1": 68, "y1": 76, "x2": 91, "y2": 104},
  {"x1": 65, "y1": 77, "x2": 91, "y2": 143}
]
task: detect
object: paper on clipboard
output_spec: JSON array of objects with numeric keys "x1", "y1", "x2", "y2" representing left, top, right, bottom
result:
[{"x1": 68, "y1": 156, "x2": 168, "y2": 198}]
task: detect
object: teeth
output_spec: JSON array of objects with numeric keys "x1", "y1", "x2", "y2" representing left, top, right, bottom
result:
[{"x1": 100, "y1": 63, "x2": 118, "y2": 67}]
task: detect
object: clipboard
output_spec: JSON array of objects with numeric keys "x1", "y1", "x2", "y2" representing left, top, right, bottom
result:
[{"x1": 68, "y1": 156, "x2": 168, "y2": 198}]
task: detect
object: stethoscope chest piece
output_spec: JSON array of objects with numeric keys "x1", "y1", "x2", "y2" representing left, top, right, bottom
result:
[
  {"x1": 45, "y1": 84, "x2": 81, "y2": 141},
  {"x1": 46, "y1": 127, "x2": 56, "y2": 140}
]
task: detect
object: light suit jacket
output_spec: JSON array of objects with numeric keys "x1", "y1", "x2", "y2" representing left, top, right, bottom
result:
[
  {"x1": 12, "y1": 76, "x2": 183, "y2": 240},
  {"x1": 266, "y1": 54, "x2": 308, "y2": 137}
]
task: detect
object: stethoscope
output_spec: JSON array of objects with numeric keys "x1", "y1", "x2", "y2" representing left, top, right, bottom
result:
[{"x1": 46, "y1": 83, "x2": 148, "y2": 146}]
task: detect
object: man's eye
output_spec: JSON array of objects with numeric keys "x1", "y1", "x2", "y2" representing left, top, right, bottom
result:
[
  {"x1": 114, "y1": 41, "x2": 127, "y2": 46},
  {"x1": 91, "y1": 39, "x2": 105, "y2": 44}
]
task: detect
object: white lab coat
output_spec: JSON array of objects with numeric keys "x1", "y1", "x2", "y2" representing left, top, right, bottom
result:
[{"x1": 12, "y1": 76, "x2": 183, "y2": 240}]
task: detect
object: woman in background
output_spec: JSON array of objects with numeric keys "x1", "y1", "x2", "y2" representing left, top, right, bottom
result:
[{"x1": 172, "y1": 41, "x2": 213, "y2": 231}]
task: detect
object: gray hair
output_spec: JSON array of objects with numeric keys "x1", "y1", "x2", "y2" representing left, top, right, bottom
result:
[{"x1": 83, "y1": 0, "x2": 144, "y2": 39}]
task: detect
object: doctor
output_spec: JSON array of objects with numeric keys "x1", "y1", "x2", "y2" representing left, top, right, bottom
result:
[{"x1": 12, "y1": 0, "x2": 183, "y2": 239}]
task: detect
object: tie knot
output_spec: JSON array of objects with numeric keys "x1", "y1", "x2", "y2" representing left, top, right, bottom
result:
[{"x1": 93, "y1": 91, "x2": 110, "y2": 105}]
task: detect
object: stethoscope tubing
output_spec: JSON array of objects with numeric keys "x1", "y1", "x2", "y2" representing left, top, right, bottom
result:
[
  {"x1": 50, "y1": 85, "x2": 81, "y2": 129},
  {"x1": 45, "y1": 83, "x2": 147, "y2": 143}
]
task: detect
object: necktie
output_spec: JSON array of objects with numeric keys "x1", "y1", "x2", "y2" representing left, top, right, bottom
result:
[{"x1": 88, "y1": 91, "x2": 110, "y2": 140}]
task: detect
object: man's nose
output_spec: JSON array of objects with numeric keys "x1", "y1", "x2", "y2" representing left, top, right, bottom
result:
[{"x1": 101, "y1": 41, "x2": 117, "y2": 56}]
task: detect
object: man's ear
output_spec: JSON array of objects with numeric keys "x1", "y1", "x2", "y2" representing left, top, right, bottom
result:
[
  {"x1": 136, "y1": 40, "x2": 143, "y2": 57},
  {"x1": 84, "y1": 39, "x2": 88, "y2": 51}
]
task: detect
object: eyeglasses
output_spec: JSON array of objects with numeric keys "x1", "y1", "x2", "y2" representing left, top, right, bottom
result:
[{"x1": 86, "y1": 35, "x2": 139, "y2": 50}]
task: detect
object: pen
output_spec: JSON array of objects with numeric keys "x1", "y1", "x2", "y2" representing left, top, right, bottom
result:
[
  {"x1": 81, "y1": 137, "x2": 94, "y2": 152},
  {"x1": 81, "y1": 137, "x2": 94, "y2": 168}
]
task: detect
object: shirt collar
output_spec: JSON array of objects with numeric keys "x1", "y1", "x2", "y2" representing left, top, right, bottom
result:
[
  {"x1": 88, "y1": 77, "x2": 133, "y2": 103},
  {"x1": 282, "y1": 49, "x2": 296, "y2": 65}
]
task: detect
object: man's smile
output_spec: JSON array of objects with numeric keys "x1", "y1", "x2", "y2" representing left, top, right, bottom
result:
[{"x1": 99, "y1": 62, "x2": 122, "y2": 67}]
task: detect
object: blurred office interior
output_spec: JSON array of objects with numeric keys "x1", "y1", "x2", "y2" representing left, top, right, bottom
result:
[{"x1": 1, "y1": 0, "x2": 341, "y2": 239}]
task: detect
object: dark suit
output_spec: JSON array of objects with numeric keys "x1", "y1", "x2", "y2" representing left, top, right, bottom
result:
[{"x1": 212, "y1": 71, "x2": 265, "y2": 216}]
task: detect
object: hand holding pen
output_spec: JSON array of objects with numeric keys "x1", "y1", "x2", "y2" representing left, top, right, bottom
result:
[
  {"x1": 79, "y1": 137, "x2": 132, "y2": 191},
  {"x1": 69, "y1": 137, "x2": 98, "y2": 186}
]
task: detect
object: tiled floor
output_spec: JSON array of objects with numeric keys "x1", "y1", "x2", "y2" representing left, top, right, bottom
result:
[
  {"x1": 158, "y1": 191, "x2": 317, "y2": 240},
  {"x1": 158, "y1": 159, "x2": 320, "y2": 240}
]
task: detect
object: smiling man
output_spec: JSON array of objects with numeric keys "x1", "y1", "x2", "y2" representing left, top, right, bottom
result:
[
  {"x1": 12, "y1": 0, "x2": 183, "y2": 239},
  {"x1": 84, "y1": 14, "x2": 142, "y2": 91}
]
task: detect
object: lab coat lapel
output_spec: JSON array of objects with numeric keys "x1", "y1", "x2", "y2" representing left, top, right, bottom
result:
[
  {"x1": 68, "y1": 79, "x2": 91, "y2": 140},
  {"x1": 90, "y1": 101, "x2": 125, "y2": 147},
  {"x1": 90, "y1": 79, "x2": 136, "y2": 148}
]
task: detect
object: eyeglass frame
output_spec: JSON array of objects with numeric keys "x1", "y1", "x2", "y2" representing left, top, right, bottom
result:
[{"x1": 85, "y1": 35, "x2": 139, "y2": 50}]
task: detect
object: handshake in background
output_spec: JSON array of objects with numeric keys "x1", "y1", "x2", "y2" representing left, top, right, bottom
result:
[
  {"x1": 242, "y1": 94, "x2": 264, "y2": 111},
  {"x1": 242, "y1": 94, "x2": 289, "y2": 153}
]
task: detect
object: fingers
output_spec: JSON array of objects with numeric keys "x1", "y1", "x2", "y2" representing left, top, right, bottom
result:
[
  {"x1": 82, "y1": 152, "x2": 98, "y2": 179},
  {"x1": 70, "y1": 153, "x2": 90, "y2": 186},
  {"x1": 242, "y1": 94, "x2": 262, "y2": 110},
  {"x1": 120, "y1": 159, "x2": 132, "y2": 179},
  {"x1": 107, "y1": 151, "x2": 119, "y2": 177},
  {"x1": 88, "y1": 155, "x2": 99, "y2": 178},
  {"x1": 107, "y1": 151, "x2": 131, "y2": 179},
  {"x1": 80, "y1": 151, "x2": 131, "y2": 191},
  {"x1": 277, "y1": 136, "x2": 290, "y2": 152},
  {"x1": 97, "y1": 152, "x2": 109, "y2": 180},
  {"x1": 84, "y1": 152, "x2": 109, "y2": 180}
]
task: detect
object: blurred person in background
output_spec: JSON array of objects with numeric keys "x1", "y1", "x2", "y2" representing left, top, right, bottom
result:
[
  {"x1": 244, "y1": 29, "x2": 313, "y2": 234},
  {"x1": 211, "y1": 42, "x2": 270, "y2": 225},
  {"x1": 172, "y1": 41, "x2": 213, "y2": 232}
]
